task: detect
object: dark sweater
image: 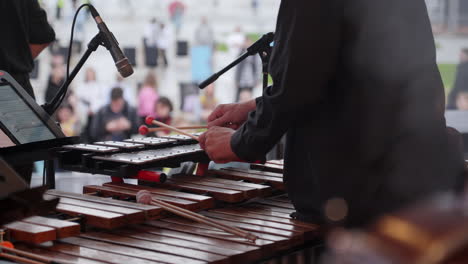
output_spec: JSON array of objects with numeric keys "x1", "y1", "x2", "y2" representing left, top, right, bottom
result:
[{"x1": 231, "y1": 0, "x2": 464, "y2": 227}]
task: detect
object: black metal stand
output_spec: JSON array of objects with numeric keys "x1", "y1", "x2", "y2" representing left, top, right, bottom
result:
[
  {"x1": 45, "y1": 159, "x2": 56, "y2": 189},
  {"x1": 41, "y1": 32, "x2": 109, "y2": 188},
  {"x1": 43, "y1": 32, "x2": 108, "y2": 115},
  {"x1": 199, "y1": 32, "x2": 274, "y2": 89}
]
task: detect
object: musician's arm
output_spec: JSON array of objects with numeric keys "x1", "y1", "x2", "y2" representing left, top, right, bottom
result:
[
  {"x1": 28, "y1": 0, "x2": 55, "y2": 59},
  {"x1": 231, "y1": 0, "x2": 342, "y2": 161}
]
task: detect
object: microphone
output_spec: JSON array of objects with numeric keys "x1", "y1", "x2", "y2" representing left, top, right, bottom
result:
[
  {"x1": 88, "y1": 6, "x2": 134, "y2": 78},
  {"x1": 199, "y1": 32, "x2": 274, "y2": 89}
]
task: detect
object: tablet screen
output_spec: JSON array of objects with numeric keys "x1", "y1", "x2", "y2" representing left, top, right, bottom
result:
[{"x1": 0, "y1": 83, "x2": 56, "y2": 145}]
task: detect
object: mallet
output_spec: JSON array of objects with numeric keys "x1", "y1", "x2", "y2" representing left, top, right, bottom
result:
[
  {"x1": 139, "y1": 125, "x2": 207, "y2": 136},
  {"x1": 145, "y1": 116, "x2": 200, "y2": 141}
]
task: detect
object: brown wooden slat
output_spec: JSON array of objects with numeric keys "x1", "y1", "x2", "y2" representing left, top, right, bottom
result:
[
  {"x1": 55, "y1": 203, "x2": 125, "y2": 229},
  {"x1": 5, "y1": 222, "x2": 56, "y2": 244},
  {"x1": 266, "y1": 160, "x2": 284, "y2": 166},
  {"x1": 201, "y1": 211, "x2": 306, "y2": 235},
  {"x1": 46, "y1": 190, "x2": 162, "y2": 219},
  {"x1": 207, "y1": 169, "x2": 284, "y2": 190},
  {"x1": 174, "y1": 175, "x2": 273, "y2": 196},
  {"x1": 256, "y1": 199, "x2": 295, "y2": 210},
  {"x1": 160, "y1": 217, "x2": 290, "y2": 242},
  {"x1": 247, "y1": 204, "x2": 295, "y2": 214},
  {"x1": 45, "y1": 195, "x2": 145, "y2": 225},
  {"x1": 22, "y1": 216, "x2": 80, "y2": 239},
  {"x1": 103, "y1": 182, "x2": 214, "y2": 210},
  {"x1": 15, "y1": 243, "x2": 106, "y2": 264},
  {"x1": 237, "y1": 205, "x2": 318, "y2": 229},
  {"x1": 83, "y1": 185, "x2": 200, "y2": 211},
  {"x1": 156, "y1": 218, "x2": 298, "y2": 254},
  {"x1": 144, "y1": 219, "x2": 282, "y2": 255},
  {"x1": 211, "y1": 207, "x2": 318, "y2": 229},
  {"x1": 47, "y1": 242, "x2": 164, "y2": 264},
  {"x1": 130, "y1": 225, "x2": 262, "y2": 258},
  {"x1": 80, "y1": 232, "x2": 228, "y2": 264},
  {"x1": 61, "y1": 236, "x2": 206, "y2": 264},
  {"x1": 185, "y1": 215, "x2": 305, "y2": 250},
  {"x1": 112, "y1": 228, "x2": 257, "y2": 263},
  {"x1": 250, "y1": 163, "x2": 284, "y2": 174},
  {"x1": 161, "y1": 179, "x2": 246, "y2": 203},
  {"x1": 223, "y1": 167, "x2": 283, "y2": 178},
  {"x1": 146, "y1": 219, "x2": 273, "y2": 245},
  {"x1": 168, "y1": 176, "x2": 259, "y2": 199}
]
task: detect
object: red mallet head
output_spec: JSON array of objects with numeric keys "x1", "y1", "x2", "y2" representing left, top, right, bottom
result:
[
  {"x1": 139, "y1": 125, "x2": 149, "y2": 135},
  {"x1": 145, "y1": 116, "x2": 155, "y2": 125},
  {"x1": 136, "y1": 190, "x2": 152, "y2": 205}
]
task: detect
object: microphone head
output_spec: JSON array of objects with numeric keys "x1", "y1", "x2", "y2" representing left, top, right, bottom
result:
[{"x1": 116, "y1": 57, "x2": 134, "y2": 78}]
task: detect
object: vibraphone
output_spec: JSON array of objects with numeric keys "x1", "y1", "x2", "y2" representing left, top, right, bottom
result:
[
  {"x1": 55, "y1": 134, "x2": 208, "y2": 180},
  {"x1": 2, "y1": 137, "x2": 323, "y2": 264},
  {"x1": 3, "y1": 190, "x2": 320, "y2": 263}
]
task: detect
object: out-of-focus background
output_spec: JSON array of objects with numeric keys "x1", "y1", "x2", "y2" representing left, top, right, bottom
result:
[{"x1": 29, "y1": 0, "x2": 468, "y2": 189}]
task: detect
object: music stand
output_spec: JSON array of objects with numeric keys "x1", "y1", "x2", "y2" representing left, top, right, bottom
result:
[{"x1": 0, "y1": 71, "x2": 78, "y2": 188}]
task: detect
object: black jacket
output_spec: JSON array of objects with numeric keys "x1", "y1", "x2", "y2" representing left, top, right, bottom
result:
[
  {"x1": 231, "y1": 0, "x2": 464, "y2": 227},
  {"x1": 90, "y1": 102, "x2": 139, "y2": 142}
]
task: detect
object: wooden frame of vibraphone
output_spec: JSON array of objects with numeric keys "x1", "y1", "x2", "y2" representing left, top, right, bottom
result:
[
  {"x1": 4, "y1": 192, "x2": 322, "y2": 264},
  {"x1": 2, "y1": 158, "x2": 326, "y2": 264}
]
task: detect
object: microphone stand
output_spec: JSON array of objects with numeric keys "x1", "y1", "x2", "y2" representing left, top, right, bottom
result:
[
  {"x1": 199, "y1": 32, "x2": 274, "y2": 90},
  {"x1": 43, "y1": 32, "x2": 109, "y2": 115}
]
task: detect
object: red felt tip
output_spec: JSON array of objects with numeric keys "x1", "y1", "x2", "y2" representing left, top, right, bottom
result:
[
  {"x1": 139, "y1": 125, "x2": 149, "y2": 135},
  {"x1": 145, "y1": 116, "x2": 155, "y2": 125}
]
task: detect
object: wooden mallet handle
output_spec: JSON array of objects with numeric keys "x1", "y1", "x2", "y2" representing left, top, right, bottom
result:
[
  {"x1": 139, "y1": 125, "x2": 207, "y2": 135},
  {"x1": 145, "y1": 117, "x2": 199, "y2": 141}
]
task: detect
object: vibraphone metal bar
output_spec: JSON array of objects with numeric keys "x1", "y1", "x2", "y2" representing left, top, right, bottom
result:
[{"x1": 55, "y1": 134, "x2": 209, "y2": 179}]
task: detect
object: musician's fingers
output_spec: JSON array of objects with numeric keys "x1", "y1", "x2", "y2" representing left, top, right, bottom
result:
[
  {"x1": 208, "y1": 114, "x2": 231, "y2": 128},
  {"x1": 199, "y1": 132, "x2": 207, "y2": 149},
  {"x1": 207, "y1": 104, "x2": 226, "y2": 123}
]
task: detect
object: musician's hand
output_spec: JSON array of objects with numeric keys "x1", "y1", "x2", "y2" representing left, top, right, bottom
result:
[
  {"x1": 199, "y1": 126, "x2": 240, "y2": 163},
  {"x1": 207, "y1": 99, "x2": 256, "y2": 129}
]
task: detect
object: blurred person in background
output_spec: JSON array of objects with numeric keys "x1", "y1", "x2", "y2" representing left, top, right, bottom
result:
[
  {"x1": 90, "y1": 87, "x2": 139, "y2": 142},
  {"x1": 456, "y1": 92, "x2": 468, "y2": 111},
  {"x1": 226, "y1": 26, "x2": 246, "y2": 59},
  {"x1": 45, "y1": 63, "x2": 65, "y2": 103},
  {"x1": 75, "y1": 67, "x2": 108, "y2": 116},
  {"x1": 56, "y1": 104, "x2": 81, "y2": 137},
  {"x1": 251, "y1": 0, "x2": 259, "y2": 15},
  {"x1": 144, "y1": 18, "x2": 160, "y2": 68},
  {"x1": 201, "y1": 84, "x2": 218, "y2": 123},
  {"x1": 157, "y1": 23, "x2": 171, "y2": 67},
  {"x1": 75, "y1": 67, "x2": 108, "y2": 142},
  {"x1": 235, "y1": 38, "x2": 260, "y2": 101},
  {"x1": 0, "y1": 0, "x2": 55, "y2": 183},
  {"x1": 168, "y1": 0, "x2": 185, "y2": 35},
  {"x1": 194, "y1": 17, "x2": 215, "y2": 48},
  {"x1": 447, "y1": 48, "x2": 468, "y2": 110},
  {"x1": 144, "y1": 18, "x2": 159, "y2": 50},
  {"x1": 138, "y1": 72, "x2": 159, "y2": 123},
  {"x1": 55, "y1": 0, "x2": 64, "y2": 20},
  {"x1": 153, "y1": 96, "x2": 174, "y2": 136},
  {"x1": 109, "y1": 73, "x2": 136, "y2": 107}
]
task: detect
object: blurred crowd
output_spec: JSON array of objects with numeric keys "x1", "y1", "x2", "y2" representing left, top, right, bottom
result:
[{"x1": 36, "y1": 0, "x2": 264, "y2": 142}]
